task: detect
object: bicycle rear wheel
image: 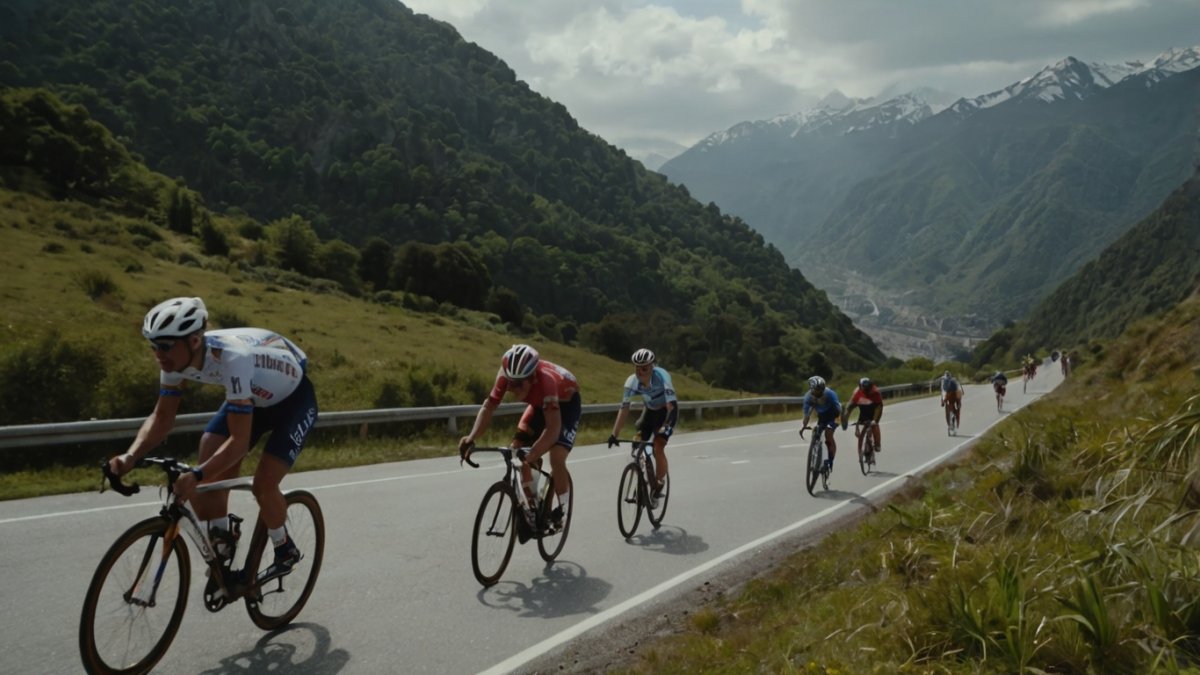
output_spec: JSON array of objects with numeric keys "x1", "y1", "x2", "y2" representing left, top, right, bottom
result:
[
  {"x1": 470, "y1": 481, "x2": 517, "y2": 587},
  {"x1": 617, "y1": 463, "x2": 642, "y2": 539},
  {"x1": 647, "y1": 472, "x2": 670, "y2": 528},
  {"x1": 244, "y1": 490, "x2": 325, "y2": 630},
  {"x1": 805, "y1": 436, "x2": 821, "y2": 496},
  {"x1": 538, "y1": 474, "x2": 574, "y2": 562},
  {"x1": 80, "y1": 516, "x2": 190, "y2": 675}
]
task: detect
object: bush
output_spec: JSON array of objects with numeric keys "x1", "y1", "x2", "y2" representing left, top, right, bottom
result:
[
  {"x1": 75, "y1": 269, "x2": 121, "y2": 300},
  {"x1": 0, "y1": 333, "x2": 107, "y2": 424}
]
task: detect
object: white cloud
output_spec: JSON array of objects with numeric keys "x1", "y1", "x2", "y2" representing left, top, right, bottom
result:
[{"x1": 397, "y1": 0, "x2": 1200, "y2": 160}]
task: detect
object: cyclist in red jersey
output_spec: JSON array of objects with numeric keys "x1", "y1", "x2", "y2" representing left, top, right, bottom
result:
[
  {"x1": 845, "y1": 377, "x2": 884, "y2": 453},
  {"x1": 459, "y1": 344, "x2": 581, "y2": 528}
]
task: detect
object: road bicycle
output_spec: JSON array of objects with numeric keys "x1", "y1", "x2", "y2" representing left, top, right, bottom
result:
[
  {"x1": 461, "y1": 446, "x2": 574, "y2": 587},
  {"x1": 80, "y1": 457, "x2": 325, "y2": 675},
  {"x1": 854, "y1": 421, "x2": 878, "y2": 475},
  {"x1": 614, "y1": 438, "x2": 670, "y2": 538},
  {"x1": 799, "y1": 421, "x2": 836, "y2": 495},
  {"x1": 945, "y1": 399, "x2": 960, "y2": 436}
]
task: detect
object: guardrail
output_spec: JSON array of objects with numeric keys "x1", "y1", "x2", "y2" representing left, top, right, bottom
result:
[{"x1": 0, "y1": 379, "x2": 951, "y2": 450}]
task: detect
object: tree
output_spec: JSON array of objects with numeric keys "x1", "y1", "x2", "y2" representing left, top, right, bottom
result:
[
  {"x1": 267, "y1": 215, "x2": 320, "y2": 275},
  {"x1": 317, "y1": 240, "x2": 362, "y2": 294}
]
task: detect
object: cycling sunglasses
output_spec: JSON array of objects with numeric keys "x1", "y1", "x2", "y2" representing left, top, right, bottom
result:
[{"x1": 147, "y1": 339, "x2": 177, "y2": 352}]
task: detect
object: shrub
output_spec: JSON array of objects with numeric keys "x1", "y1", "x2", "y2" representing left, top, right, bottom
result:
[
  {"x1": 75, "y1": 269, "x2": 120, "y2": 300},
  {"x1": 0, "y1": 333, "x2": 107, "y2": 424}
]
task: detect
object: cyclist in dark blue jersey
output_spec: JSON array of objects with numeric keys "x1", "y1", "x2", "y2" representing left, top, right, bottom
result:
[{"x1": 608, "y1": 348, "x2": 677, "y2": 498}]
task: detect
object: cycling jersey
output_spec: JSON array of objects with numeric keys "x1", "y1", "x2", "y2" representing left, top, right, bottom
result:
[
  {"x1": 621, "y1": 367, "x2": 677, "y2": 410},
  {"x1": 803, "y1": 388, "x2": 842, "y2": 425},
  {"x1": 161, "y1": 328, "x2": 307, "y2": 407},
  {"x1": 486, "y1": 360, "x2": 580, "y2": 412},
  {"x1": 847, "y1": 386, "x2": 883, "y2": 423}
]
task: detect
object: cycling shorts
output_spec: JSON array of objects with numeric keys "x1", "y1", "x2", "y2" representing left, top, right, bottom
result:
[
  {"x1": 993, "y1": 382, "x2": 1006, "y2": 396},
  {"x1": 203, "y1": 376, "x2": 318, "y2": 467},
  {"x1": 517, "y1": 392, "x2": 582, "y2": 452},
  {"x1": 635, "y1": 407, "x2": 674, "y2": 441}
]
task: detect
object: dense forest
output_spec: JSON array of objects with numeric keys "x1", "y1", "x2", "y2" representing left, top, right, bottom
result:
[{"x1": 0, "y1": 0, "x2": 884, "y2": 392}]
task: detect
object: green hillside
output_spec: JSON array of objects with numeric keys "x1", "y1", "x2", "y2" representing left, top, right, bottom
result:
[
  {"x1": 0, "y1": 0, "x2": 883, "y2": 391},
  {"x1": 1016, "y1": 166, "x2": 1200, "y2": 353}
]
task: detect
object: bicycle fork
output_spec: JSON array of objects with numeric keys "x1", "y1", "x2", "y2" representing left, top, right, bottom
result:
[{"x1": 127, "y1": 520, "x2": 182, "y2": 608}]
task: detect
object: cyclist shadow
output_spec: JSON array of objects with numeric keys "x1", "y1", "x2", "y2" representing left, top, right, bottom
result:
[
  {"x1": 197, "y1": 622, "x2": 350, "y2": 675},
  {"x1": 626, "y1": 525, "x2": 709, "y2": 556},
  {"x1": 479, "y1": 562, "x2": 613, "y2": 619}
]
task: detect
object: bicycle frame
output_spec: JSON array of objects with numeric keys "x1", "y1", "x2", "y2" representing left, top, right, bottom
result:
[
  {"x1": 462, "y1": 446, "x2": 550, "y2": 524},
  {"x1": 102, "y1": 459, "x2": 254, "y2": 604}
]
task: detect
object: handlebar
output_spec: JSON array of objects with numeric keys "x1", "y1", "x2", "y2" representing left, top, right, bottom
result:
[
  {"x1": 459, "y1": 445, "x2": 532, "y2": 470},
  {"x1": 799, "y1": 421, "x2": 839, "y2": 440},
  {"x1": 612, "y1": 438, "x2": 652, "y2": 456},
  {"x1": 100, "y1": 456, "x2": 193, "y2": 497}
]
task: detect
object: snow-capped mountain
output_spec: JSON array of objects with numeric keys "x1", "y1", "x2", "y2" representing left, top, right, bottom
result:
[
  {"x1": 695, "y1": 89, "x2": 945, "y2": 150},
  {"x1": 947, "y1": 46, "x2": 1200, "y2": 115}
]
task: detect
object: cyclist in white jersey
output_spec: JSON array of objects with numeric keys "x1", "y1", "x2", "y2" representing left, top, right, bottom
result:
[
  {"x1": 108, "y1": 297, "x2": 318, "y2": 585},
  {"x1": 608, "y1": 348, "x2": 678, "y2": 498}
]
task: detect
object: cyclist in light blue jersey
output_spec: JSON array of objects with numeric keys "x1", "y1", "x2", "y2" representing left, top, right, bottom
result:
[
  {"x1": 800, "y1": 376, "x2": 843, "y2": 473},
  {"x1": 608, "y1": 348, "x2": 677, "y2": 498}
]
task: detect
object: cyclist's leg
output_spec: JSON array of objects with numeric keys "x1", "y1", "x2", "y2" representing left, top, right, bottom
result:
[
  {"x1": 194, "y1": 404, "x2": 255, "y2": 521},
  {"x1": 872, "y1": 420, "x2": 882, "y2": 451},
  {"x1": 548, "y1": 393, "x2": 581, "y2": 508},
  {"x1": 652, "y1": 435, "x2": 668, "y2": 486},
  {"x1": 256, "y1": 377, "x2": 317, "y2": 543}
]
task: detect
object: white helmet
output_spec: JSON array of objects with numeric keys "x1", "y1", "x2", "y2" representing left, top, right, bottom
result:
[
  {"x1": 631, "y1": 348, "x2": 655, "y2": 366},
  {"x1": 142, "y1": 297, "x2": 207, "y2": 340},
  {"x1": 501, "y1": 344, "x2": 540, "y2": 379},
  {"x1": 808, "y1": 376, "x2": 826, "y2": 392}
]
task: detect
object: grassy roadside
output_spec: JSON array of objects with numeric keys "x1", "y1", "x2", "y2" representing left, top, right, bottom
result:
[{"x1": 612, "y1": 295, "x2": 1200, "y2": 674}]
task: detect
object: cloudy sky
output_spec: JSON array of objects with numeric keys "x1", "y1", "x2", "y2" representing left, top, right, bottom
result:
[{"x1": 400, "y1": 0, "x2": 1200, "y2": 162}]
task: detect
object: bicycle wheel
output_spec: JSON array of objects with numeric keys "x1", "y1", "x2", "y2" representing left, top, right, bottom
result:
[
  {"x1": 538, "y1": 474, "x2": 574, "y2": 562},
  {"x1": 647, "y1": 472, "x2": 670, "y2": 528},
  {"x1": 243, "y1": 490, "x2": 325, "y2": 630},
  {"x1": 80, "y1": 516, "x2": 190, "y2": 675},
  {"x1": 616, "y1": 463, "x2": 642, "y2": 539},
  {"x1": 858, "y1": 438, "x2": 870, "y2": 476},
  {"x1": 470, "y1": 481, "x2": 517, "y2": 587},
  {"x1": 805, "y1": 436, "x2": 821, "y2": 496}
]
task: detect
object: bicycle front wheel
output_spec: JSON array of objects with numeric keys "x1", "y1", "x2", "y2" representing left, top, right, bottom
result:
[
  {"x1": 617, "y1": 463, "x2": 642, "y2": 539},
  {"x1": 80, "y1": 516, "x2": 190, "y2": 675},
  {"x1": 244, "y1": 490, "x2": 326, "y2": 630},
  {"x1": 538, "y1": 474, "x2": 574, "y2": 562},
  {"x1": 471, "y1": 481, "x2": 517, "y2": 587},
  {"x1": 805, "y1": 437, "x2": 821, "y2": 496},
  {"x1": 858, "y1": 440, "x2": 870, "y2": 476},
  {"x1": 647, "y1": 472, "x2": 670, "y2": 528}
]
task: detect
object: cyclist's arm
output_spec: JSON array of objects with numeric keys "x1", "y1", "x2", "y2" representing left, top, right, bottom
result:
[
  {"x1": 112, "y1": 387, "x2": 183, "y2": 474},
  {"x1": 461, "y1": 397, "x2": 500, "y2": 448},
  {"x1": 611, "y1": 405, "x2": 631, "y2": 438}
]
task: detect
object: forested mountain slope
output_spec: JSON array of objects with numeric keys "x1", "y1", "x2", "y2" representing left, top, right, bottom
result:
[
  {"x1": 1020, "y1": 166, "x2": 1200, "y2": 353},
  {"x1": 0, "y1": 0, "x2": 882, "y2": 391}
]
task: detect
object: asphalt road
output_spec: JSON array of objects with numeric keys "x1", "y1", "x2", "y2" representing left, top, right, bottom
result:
[{"x1": 0, "y1": 366, "x2": 1062, "y2": 674}]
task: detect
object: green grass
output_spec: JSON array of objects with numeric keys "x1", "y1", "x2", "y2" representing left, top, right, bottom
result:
[{"x1": 613, "y1": 292, "x2": 1200, "y2": 673}]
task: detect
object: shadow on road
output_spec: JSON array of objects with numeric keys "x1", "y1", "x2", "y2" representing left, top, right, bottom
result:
[
  {"x1": 197, "y1": 622, "x2": 350, "y2": 675},
  {"x1": 626, "y1": 525, "x2": 709, "y2": 556},
  {"x1": 479, "y1": 562, "x2": 613, "y2": 619}
]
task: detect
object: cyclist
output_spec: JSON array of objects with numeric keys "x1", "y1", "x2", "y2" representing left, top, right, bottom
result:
[
  {"x1": 844, "y1": 377, "x2": 883, "y2": 454},
  {"x1": 107, "y1": 297, "x2": 318, "y2": 586},
  {"x1": 991, "y1": 370, "x2": 1008, "y2": 396},
  {"x1": 800, "y1": 376, "x2": 843, "y2": 473},
  {"x1": 940, "y1": 370, "x2": 963, "y2": 431},
  {"x1": 459, "y1": 344, "x2": 580, "y2": 530},
  {"x1": 607, "y1": 348, "x2": 677, "y2": 501}
]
